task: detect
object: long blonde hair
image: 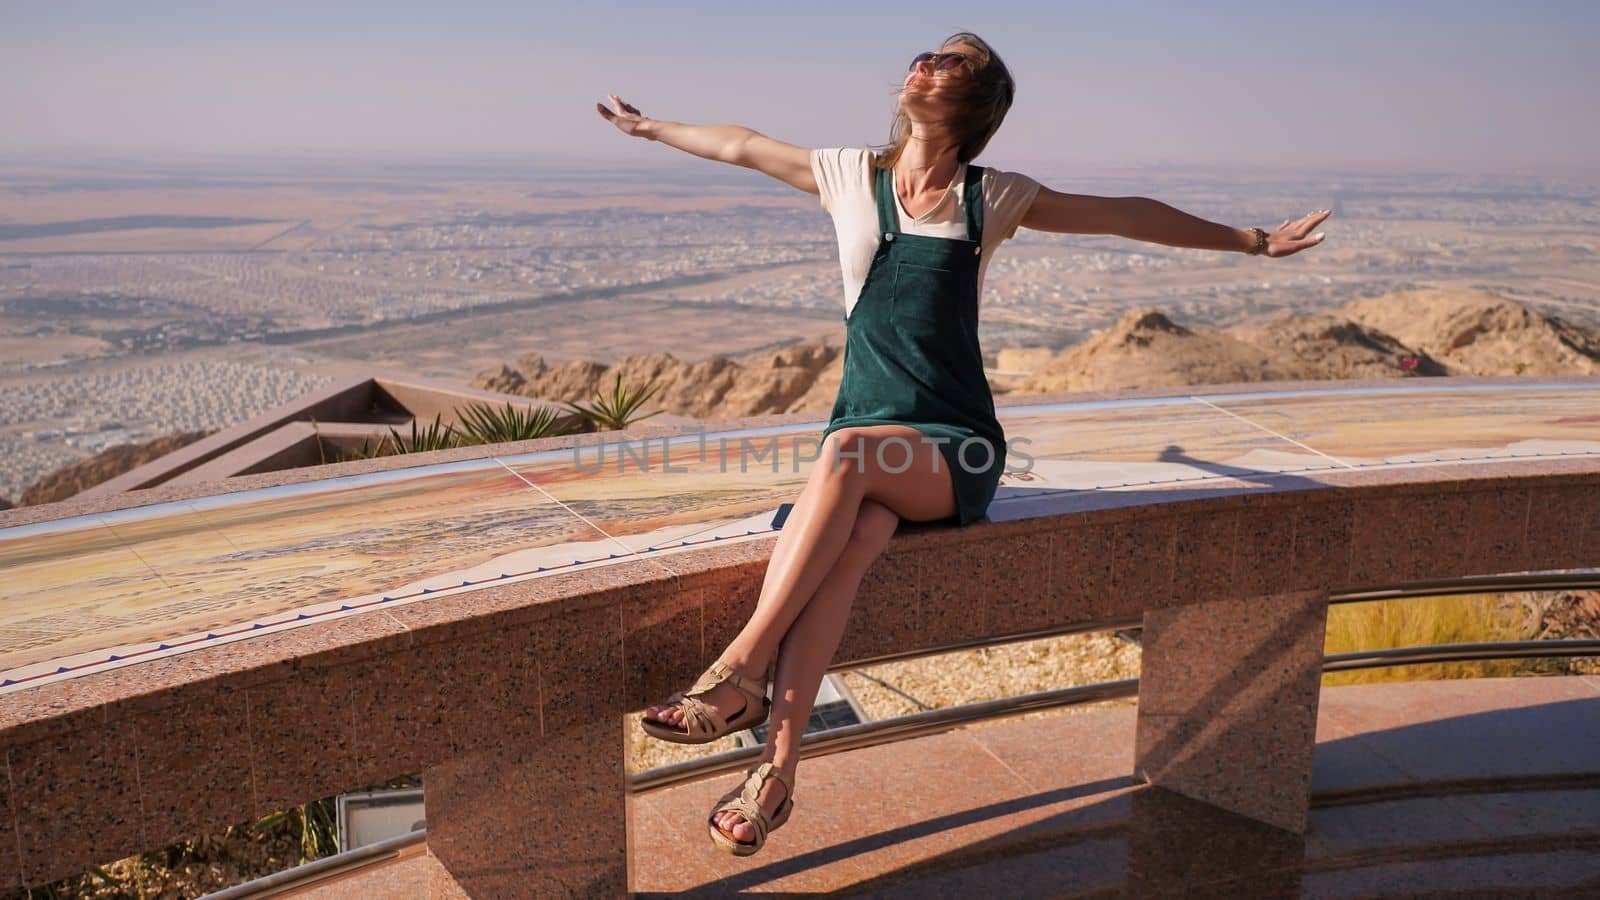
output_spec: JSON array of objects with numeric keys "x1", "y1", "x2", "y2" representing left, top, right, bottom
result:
[{"x1": 871, "y1": 31, "x2": 1016, "y2": 172}]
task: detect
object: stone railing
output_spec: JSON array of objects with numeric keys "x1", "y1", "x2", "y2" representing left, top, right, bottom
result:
[{"x1": 1, "y1": 377, "x2": 1597, "y2": 896}]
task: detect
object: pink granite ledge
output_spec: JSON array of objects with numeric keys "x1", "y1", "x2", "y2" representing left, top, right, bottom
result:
[
  {"x1": 9, "y1": 461, "x2": 1598, "y2": 745},
  {"x1": 6, "y1": 463, "x2": 1596, "y2": 746}
]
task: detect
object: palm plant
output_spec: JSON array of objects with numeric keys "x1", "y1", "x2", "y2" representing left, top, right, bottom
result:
[
  {"x1": 389, "y1": 413, "x2": 464, "y2": 454},
  {"x1": 562, "y1": 372, "x2": 666, "y2": 431},
  {"x1": 456, "y1": 400, "x2": 573, "y2": 444}
]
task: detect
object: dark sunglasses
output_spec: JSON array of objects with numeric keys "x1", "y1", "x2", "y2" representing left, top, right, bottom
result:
[{"x1": 908, "y1": 50, "x2": 974, "y2": 75}]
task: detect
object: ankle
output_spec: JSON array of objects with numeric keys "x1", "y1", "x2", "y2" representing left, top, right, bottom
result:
[{"x1": 718, "y1": 650, "x2": 772, "y2": 681}]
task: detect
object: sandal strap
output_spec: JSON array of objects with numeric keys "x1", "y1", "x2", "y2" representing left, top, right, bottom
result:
[
  {"x1": 675, "y1": 694, "x2": 725, "y2": 737},
  {"x1": 749, "y1": 761, "x2": 793, "y2": 797},
  {"x1": 714, "y1": 795, "x2": 772, "y2": 846},
  {"x1": 685, "y1": 660, "x2": 767, "y2": 704},
  {"x1": 650, "y1": 661, "x2": 769, "y2": 735},
  {"x1": 713, "y1": 762, "x2": 792, "y2": 847}
]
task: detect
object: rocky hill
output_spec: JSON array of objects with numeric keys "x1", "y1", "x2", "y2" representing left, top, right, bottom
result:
[
  {"x1": 18, "y1": 431, "x2": 211, "y2": 506},
  {"x1": 1334, "y1": 288, "x2": 1600, "y2": 376},
  {"x1": 474, "y1": 288, "x2": 1600, "y2": 418},
  {"x1": 476, "y1": 339, "x2": 847, "y2": 419}
]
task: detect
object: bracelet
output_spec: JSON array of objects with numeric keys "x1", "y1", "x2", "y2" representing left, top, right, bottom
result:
[{"x1": 1245, "y1": 227, "x2": 1269, "y2": 256}]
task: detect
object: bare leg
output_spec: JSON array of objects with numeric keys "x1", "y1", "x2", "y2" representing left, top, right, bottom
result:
[
  {"x1": 712, "y1": 497, "x2": 902, "y2": 843},
  {"x1": 647, "y1": 425, "x2": 957, "y2": 728}
]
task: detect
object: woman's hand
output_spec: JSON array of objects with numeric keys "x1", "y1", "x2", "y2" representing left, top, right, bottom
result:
[
  {"x1": 1264, "y1": 209, "x2": 1332, "y2": 258},
  {"x1": 596, "y1": 94, "x2": 652, "y2": 139}
]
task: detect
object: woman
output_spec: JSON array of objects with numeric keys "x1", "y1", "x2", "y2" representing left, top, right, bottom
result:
[{"x1": 597, "y1": 31, "x2": 1329, "y2": 857}]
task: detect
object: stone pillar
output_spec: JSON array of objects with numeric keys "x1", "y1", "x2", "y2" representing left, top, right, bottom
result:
[
  {"x1": 422, "y1": 600, "x2": 629, "y2": 898},
  {"x1": 424, "y1": 724, "x2": 628, "y2": 898},
  {"x1": 1134, "y1": 588, "x2": 1330, "y2": 833}
]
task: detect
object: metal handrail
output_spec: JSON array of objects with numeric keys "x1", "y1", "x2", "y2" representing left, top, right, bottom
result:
[
  {"x1": 1328, "y1": 571, "x2": 1600, "y2": 604},
  {"x1": 200, "y1": 829, "x2": 425, "y2": 899},
  {"x1": 1324, "y1": 638, "x2": 1600, "y2": 671}
]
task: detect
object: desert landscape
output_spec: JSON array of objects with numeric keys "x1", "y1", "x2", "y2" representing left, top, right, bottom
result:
[{"x1": 3, "y1": 153, "x2": 1597, "y2": 503}]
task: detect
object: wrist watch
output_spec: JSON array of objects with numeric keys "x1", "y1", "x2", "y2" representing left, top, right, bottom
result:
[{"x1": 1245, "y1": 227, "x2": 1269, "y2": 255}]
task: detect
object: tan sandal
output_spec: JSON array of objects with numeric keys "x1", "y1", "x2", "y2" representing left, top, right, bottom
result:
[
  {"x1": 707, "y1": 761, "x2": 794, "y2": 857},
  {"x1": 639, "y1": 659, "x2": 772, "y2": 744}
]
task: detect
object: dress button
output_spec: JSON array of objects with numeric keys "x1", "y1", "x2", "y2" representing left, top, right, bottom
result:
[
  {"x1": 884, "y1": 232, "x2": 895, "y2": 242},
  {"x1": 974, "y1": 245, "x2": 981, "y2": 255}
]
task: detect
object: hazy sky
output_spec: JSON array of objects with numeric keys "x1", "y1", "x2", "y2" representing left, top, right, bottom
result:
[{"x1": 2, "y1": 1, "x2": 1597, "y2": 174}]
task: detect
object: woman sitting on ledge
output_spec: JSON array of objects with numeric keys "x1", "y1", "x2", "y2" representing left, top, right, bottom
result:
[{"x1": 596, "y1": 29, "x2": 1330, "y2": 857}]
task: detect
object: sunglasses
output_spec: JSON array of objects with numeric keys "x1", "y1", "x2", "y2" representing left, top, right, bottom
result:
[{"x1": 908, "y1": 50, "x2": 974, "y2": 75}]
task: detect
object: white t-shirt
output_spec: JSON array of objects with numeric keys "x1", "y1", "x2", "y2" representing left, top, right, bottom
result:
[{"x1": 809, "y1": 147, "x2": 1041, "y2": 320}]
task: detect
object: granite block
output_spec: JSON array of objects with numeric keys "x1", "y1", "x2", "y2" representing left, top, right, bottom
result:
[
  {"x1": 1345, "y1": 487, "x2": 1527, "y2": 587},
  {"x1": 696, "y1": 558, "x2": 764, "y2": 665},
  {"x1": 911, "y1": 539, "x2": 988, "y2": 650},
  {"x1": 1291, "y1": 498, "x2": 1353, "y2": 592},
  {"x1": 1135, "y1": 588, "x2": 1329, "y2": 833},
  {"x1": 538, "y1": 601, "x2": 625, "y2": 727},
  {"x1": 1527, "y1": 481, "x2": 1600, "y2": 571},
  {"x1": 247, "y1": 662, "x2": 358, "y2": 815},
  {"x1": 425, "y1": 723, "x2": 627, "y2": 899},
  {"x1": 132, "y1": 681, "x2": 256, "y2": 848},
  {"x1": 0, "y1": 755, "x2": 19, "y2": 891},
  {"x1": 1170, "y1": 505, "x2": 1240, "y2": 608},
  {"x1": 350, "y1": 637, "x2": 438, "y2": 779},
  {"x1": 1579, "y1": 481, "x2": 1600, "y2": 567},
  {"x1": 407, "y1": 621, "x2": 542, "y2": 765},
  {"x1": 622, "y1": 579, "x2": 703, "y2": 711},
  {"x1": 1047, "y1": 518, "x2": 1121, "y2": 627},
  {"x1": 975, "y1": 531, "x2": 1054, "y2": 639},
  {"x1": 1454, "y1": 486, "x2": 1532, "y2": 576},
  {"x1": 835, "y1": 546, "x2": 922, "y2": 665},
  {"x1": 1107, "y1": 512, "x2": 1177, "y2": 613},
  {"x1": 10, "y1": 718, "x2": 142, "y2": 886},
  {"x1": 1233, "y1": 500, "x2": 1297, "y2": 600}
]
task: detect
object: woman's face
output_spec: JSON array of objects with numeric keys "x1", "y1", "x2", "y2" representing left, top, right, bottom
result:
[{"x1": 899, "y1": 41, "x2": 983, "y2": 122}]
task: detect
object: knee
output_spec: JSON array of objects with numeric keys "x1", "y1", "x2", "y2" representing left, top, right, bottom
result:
[{"x1": 820, "y1": 428, "x2": 874, "y2": 482}]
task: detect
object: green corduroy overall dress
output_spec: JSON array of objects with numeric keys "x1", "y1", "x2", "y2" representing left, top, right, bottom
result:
[{"x1": 819, "y1": 160, "x2": 1007, "y2": 527}]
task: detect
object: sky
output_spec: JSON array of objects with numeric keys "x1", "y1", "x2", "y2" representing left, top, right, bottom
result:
[{"x1": 1, "y1": 0, "x2": 1597, "y2": 175}]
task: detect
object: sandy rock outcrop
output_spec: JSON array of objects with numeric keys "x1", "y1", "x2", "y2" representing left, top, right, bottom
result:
[
  {"x1": 1335, "y1": 289, "x2": 1600, "y2": 376},
  {"x1": 20, "y1": 430, "x2": 212, "y2": 506},
  {"x1": 1014, "y1": 308, "x2": 1299, "y2": 393},
  {"x1": 474, "y1": 340, "x2": 844, "y2": 421},
  {"x1": 1225, "y1": 311, "x2": 1448, "y2": 380}
]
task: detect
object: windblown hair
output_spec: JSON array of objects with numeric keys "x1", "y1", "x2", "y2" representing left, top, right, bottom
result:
[{"x1": 871, "y1": 31, "x2": 1015, "y2": 172}]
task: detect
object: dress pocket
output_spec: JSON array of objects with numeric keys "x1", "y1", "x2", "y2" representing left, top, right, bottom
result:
[{"x1": 890, "y1": 261, "x2": 953, "y2": 334}]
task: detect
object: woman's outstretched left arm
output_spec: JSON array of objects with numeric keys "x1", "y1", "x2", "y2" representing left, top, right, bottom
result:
[{"x1": 1019, "y1": 185, "x2": 1331, "y2": 258}]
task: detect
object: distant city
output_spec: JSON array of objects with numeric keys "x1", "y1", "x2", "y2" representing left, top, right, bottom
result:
[{"x1": 1, "y1": 156, "x2": 1596, "y2": 500}]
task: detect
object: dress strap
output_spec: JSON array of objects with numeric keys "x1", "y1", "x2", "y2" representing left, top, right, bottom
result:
[
  {"x1": 962, "y1": 163, "x2": 985, "y2": 243},
  {"x1": 873, "y1": 163, "x2": 897, "y2": 238}
]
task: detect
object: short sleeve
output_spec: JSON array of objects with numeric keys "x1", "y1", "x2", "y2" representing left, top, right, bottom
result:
[
  {"x1": 810, "y1": 147, "x2": 871, "y2": 214},
  {"x1": 984, "y1": 168, "x2": 1042, "y2": 241}
]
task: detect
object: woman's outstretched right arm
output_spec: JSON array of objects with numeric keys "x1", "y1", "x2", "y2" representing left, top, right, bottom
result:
[{"x1": 596, "y1": 94, "x2": 817, "y2": 196}]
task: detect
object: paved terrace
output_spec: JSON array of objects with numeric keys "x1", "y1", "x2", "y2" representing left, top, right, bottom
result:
[{"x1": 0, "y1": 375, "x2": 1598, "y2": 895}]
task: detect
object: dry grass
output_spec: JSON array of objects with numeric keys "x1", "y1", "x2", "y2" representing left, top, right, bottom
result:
[{"x1": 1322, "y1": 591, "x2": 1600, "y2": 686}]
